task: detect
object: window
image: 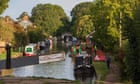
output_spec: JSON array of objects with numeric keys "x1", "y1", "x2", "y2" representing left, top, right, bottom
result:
[{"x1": 26, "y1": 48, "x2": 32, "y2": 52}]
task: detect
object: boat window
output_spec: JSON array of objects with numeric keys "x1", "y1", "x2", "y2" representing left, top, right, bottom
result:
[{"x1": 26, "y1": 48, "x2": 32, "y2": 52}]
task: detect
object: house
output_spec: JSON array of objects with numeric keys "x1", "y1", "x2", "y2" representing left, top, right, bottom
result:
[{"x1": 18, "y1": 12, "x2": 33, "y2": 30}]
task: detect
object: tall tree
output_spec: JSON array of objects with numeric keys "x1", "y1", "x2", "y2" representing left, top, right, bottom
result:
[
  {"x1": 70, "y1": 2, "x2": 94, "y2": 39},
  {"x1": 16, "y1": 12, "x2": 29, "y2": 21},
  {"x1": 31, "y1": 4, "x2": 68, "y2": 36},
  {"x1": 71, "y1": 15, "x2": 94, "y2": 39},
  {"x1": 71, "y1": 2, "x2": 94, "y2": 21},
  {"x1": 91, "y1": 0, "x2": 119, "y2": 51},
  {"x1": 92, "y1": 0, "x2": 140, "y2": 83},
  {"x1": 27, "y1": 28, "x2": 46, "y2": 43},
  {"x1": 91, "y1": 0, "x2": 133, "y2": 52},
  {"x1": 126, "y1": 2, "x2": 140, "y2": 84},
  {"x1": 0, "y1": 18, "x2": 15, "y2": 43},
  {"x1": 0, "y1": 0, "x2": 9, "y2": 14}
]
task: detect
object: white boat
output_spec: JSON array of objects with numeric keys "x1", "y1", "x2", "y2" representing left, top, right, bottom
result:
[{"x1": 39, "y1": 51, "x2": 65, "y2": 64}]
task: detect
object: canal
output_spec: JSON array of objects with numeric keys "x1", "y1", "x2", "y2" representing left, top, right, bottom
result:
[{"x1": 13, "y1": 41, "x2": 96, "y2": 84}]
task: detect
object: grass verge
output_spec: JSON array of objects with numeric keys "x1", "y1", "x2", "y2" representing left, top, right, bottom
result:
[
  {"x1": 0, "y1": 52, "x2": 22, "y2": 60},
  {"x1": 0, "y1": 80, "x2": 4, "y2": 84},
  {"x1": 93, "y1": 61, "x2": 109, "y2": 80}
]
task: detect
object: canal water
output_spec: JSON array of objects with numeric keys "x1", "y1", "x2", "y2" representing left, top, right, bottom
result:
[
  {"x1": 13, "y1": 41, "x2": 96, "y2": 84},
  {"x1": 13, "y1": 51, "x2": 75, "y2": 80}
]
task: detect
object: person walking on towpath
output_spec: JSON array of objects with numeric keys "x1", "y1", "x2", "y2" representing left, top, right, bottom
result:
[
  {"x1": 49, "y1": 36, "x2": 53, "y2": 50},
  {"x1": 106, "y1": 53, "x2": 111, "y2": 69}
]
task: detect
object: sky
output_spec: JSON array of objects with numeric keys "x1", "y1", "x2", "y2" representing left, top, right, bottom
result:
[{"x1": 1, "y1": 0, "x2": 93, "y2": 20}]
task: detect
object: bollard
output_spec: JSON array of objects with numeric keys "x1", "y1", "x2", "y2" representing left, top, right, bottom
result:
[{"x1": 5, "y1": 44, "x2": 11, "y2": 69}]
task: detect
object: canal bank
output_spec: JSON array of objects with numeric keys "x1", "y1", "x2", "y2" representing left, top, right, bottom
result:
[{"x1": 0, "y1": 76, "x2": 79, "y2": 84}]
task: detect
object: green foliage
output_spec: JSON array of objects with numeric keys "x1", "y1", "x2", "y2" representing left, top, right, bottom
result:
[
  {"x1": 31, "y1": 4, "x2": 68, "y2": 36},
  {"x1": 0, "y1": 80, "x2": 4, "y2": 84},
  {"x1": 17, "y1": 12, "x2": 29, "y2": 20},
  {"x1": 125, "y1": 4, "x2": 140, "y2": 84},
  {"x1": 91, "y1": 0, "x2": 119, "y2": 51},
  {"x1": 0, "y1": 0, "x2": 9, "y2": 14},
  {"x1": 27, "y1": 28, "x2": 46, "y2": 43},
  {"x1": 90, "y1": 0, "x2": 133, "y2": 52},
  {"x1": 93, "y1": 62, "x2": 109, "y2": 80},
  {"x1": 71, "y1": 15, "x2": 94, "y2": 39},
  {"x1": 71, "y1": 2, "x2": 94, "y2": 21},
  {"x1": 0, "y1": 53, "x2": 6, "y2": 60},
  {"x1": 0, "y1": 51, "x2": 21, "y2": 60},
  {"x1": 14, "y1": 26, "x2": 46, "y2": 46},
  {"x1": 14, "y1": 32, "x2": 28, "y2": 47},
  {"x1": 71, "y1": 1, "x2": 139, "y2": 83},
  {"x1": 0, "y1": 18, "x2": 15, "y2": 43},
  {"x1": 70, "y1": 2, "x2": 94, "y2": 39}
]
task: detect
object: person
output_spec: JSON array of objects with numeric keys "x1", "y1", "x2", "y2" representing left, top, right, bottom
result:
[
  {"x1": 71, "y1": 41, "x2": 82, "y2": 57},
  {"x1": 76, "y1": 42, "x2": 82, "y2": 55},
  {"x1": 36, "y1": 42, "x2": 41, "y2": 55},
  {"x1": 106, "y1": 53, "x2": 111, "y2": 69},
  {"x1": 49, "y1": 36, "x2": 53, "y2": 50},
  {"x1": 85, "y1": 37, "x2": 92, "y2": 56},
  {"x1": 94, "y1": 55, "x2": 100, "y2": 61},
  {"x1": 71, "y1": 45, "x2": 76, "y2": 57},
  {"x1": 94, "y1": 44, "x2": 97, "y2": 55}
]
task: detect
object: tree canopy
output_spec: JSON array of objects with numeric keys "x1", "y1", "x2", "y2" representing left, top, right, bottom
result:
[
  {"x1": 31, "y1": 4, "x2": 68, "y2": 36},
  {"x1": 125, "y1": 3, "x2": 140, "y2": 84},
  {"x1": 71, "y1": 2, "x2": 94, "y2": 21},
  {"x1": 0, "y1": 18, "x2": 15, "y2": 43},
  {"x1": 70, "y1": 2, "x2": 94, "y2": 39},
  {"x1": 0, "y1": 0, "x2": 9, "y2": 14},
  {"x1": 90, "y1": 0, "x2": 134, "y2": 51},
  {"x1": 71, "y1": 15, "x2": 94, "y2": 39}
]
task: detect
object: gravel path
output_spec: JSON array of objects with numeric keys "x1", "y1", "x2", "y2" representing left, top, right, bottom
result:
[{"x1": 104, "y1": 63, "x2": 122, "y2": 84}]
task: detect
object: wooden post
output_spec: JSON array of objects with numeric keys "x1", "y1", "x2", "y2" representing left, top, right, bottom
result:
[{"x1": 5, "y1": 44, "x2": 11, "y2": 69}]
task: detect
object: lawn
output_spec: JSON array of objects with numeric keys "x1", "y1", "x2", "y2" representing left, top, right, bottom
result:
[
  {"x1": 0, "y1": 53, "x2": 6, "y2": 60},
  {"x1": 0, "y1": 52, "x2": 22, "y2": 60},
  {"x1": 0, "y1": 80, "x2": 4, "y2": 84}
]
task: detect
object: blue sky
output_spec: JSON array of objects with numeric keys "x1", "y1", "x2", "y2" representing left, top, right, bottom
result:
[{"x1": 1, "y1": 0, "x2": 93, "y2": 20}]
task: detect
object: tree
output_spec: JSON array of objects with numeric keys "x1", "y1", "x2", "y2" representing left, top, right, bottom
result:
[
  {"x1": 125, "y1": 2, "x2": 140, "y2": 84},
  {"x1": 71, "y1": 15, "x2": 94, "y2": 39},
  {"x1": 70, "y1": 2, "x2": 94, "y2": 39},
  {"x1": 16, "y1": 12, "x2": 29, "y2": 21},
  {"x1": 71, "y1": 2, "x2": 94, "y2": 21},
  {"x1": 90, "y1": 0, "x2": 133, "y2": 52},
  {"x1": 0, "y1": 18, "x2": 15, "y2": 43},
  {"x1": 91, "y1": 1, "x2": 140, "y2": 83},
  {"x1": 14, "y1": 32, "x2": 28, "y2": 47},
  {"x1": 27, "y1": 28, "x2": 46, "y2": 43},
  {"x1": 0, "y1": 0, "x2": 9, "y2": 14},
  {"x1": 90, "y1": 0, "x2": 119, "y2": 51},
  {"x1": 31, "y1": 4, "x2": 68, "y2": 36}
]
